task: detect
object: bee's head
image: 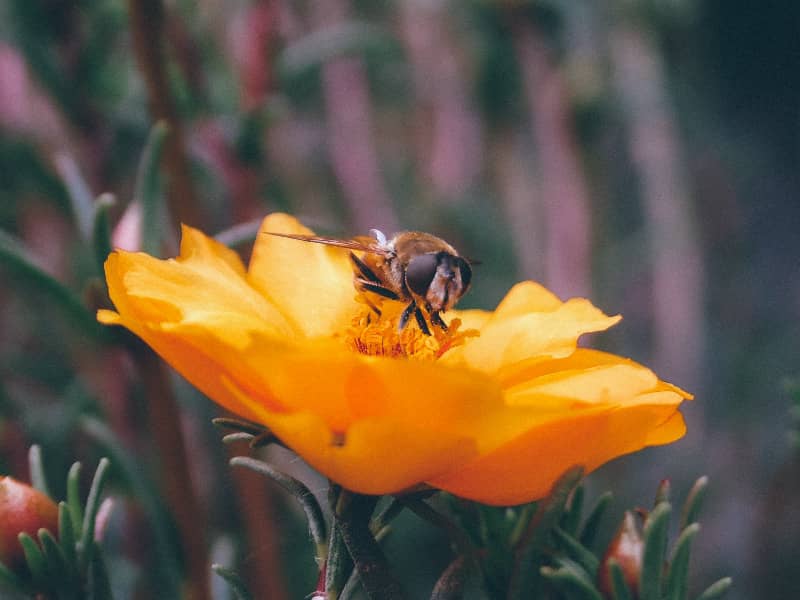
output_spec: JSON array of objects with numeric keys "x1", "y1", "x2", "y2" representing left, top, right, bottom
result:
[{"x1": 406, "y1": 252, "x2": 472, "y2": 312}]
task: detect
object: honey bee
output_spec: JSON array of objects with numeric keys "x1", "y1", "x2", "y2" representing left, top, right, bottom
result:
[{"x1": 266, "y1": 229, "x2": 473, "y2": 335}]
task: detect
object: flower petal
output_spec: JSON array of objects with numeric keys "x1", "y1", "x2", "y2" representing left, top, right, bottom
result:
[
  {"x1": 428, "y1": 348, "x2": 690, "y2": 504},
  {"x1": 216, "y1": 344, "x2": 508, "y2": 494},
  {"x1": 442, "y1": 283, "x2": 621, "y2": 374},
  {"x1": 504, "y1": 350, "x2": 659, "y2": 407},
  {"x1": 100, "y1": 226, "x2": 297, "y2": 418},
  {"x1": 493, "y1": 281, "x2": 564, "y2": 316},
  {"x1": 427, "y1": 400, "x2": 686, "y2": 506},
  {"x1": 248, "y1": 214, "x2": 361, "y2": 338}
]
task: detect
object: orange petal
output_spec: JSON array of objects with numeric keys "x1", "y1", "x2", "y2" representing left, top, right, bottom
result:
[
  {"x1": 444, "y1": 308, "x2": 492, "y2": 332},
  {"x1": 504, "y1": 350, "x2": 659, "y2": 407},
  {"x1": 428, "y1": 401, "x2": 686, "y2": 505},
  {"x1": 215, "y1": 345, "x2": 507, "y2": 494},
  {"x1": 493, "y1": 281, "x2": 564, "y2": 316},
  {"x1": 224, "y1": 387, "x2": 481, "y2": 495},
  {"x1": 442, "y1": 288, "x2": 620, "y2": 374},
  {"x1": 100, "y1": 227, "x2": 298, "y2": 418},
  {"x1": 248, "y1": 214, "x2": 361, "y2": 338},
  {"x1": 225, "y1": 340, "x2": 502, "y2": 431}
]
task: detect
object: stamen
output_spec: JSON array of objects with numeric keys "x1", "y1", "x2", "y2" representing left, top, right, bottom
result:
[{"x1": 343, "y1": 296, "x2": 478, "y2": 360}]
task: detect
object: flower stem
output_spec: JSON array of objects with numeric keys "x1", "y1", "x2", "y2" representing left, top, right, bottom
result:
[
  {"x1": 134, "y1": 347, "x2": 210, "y2": 600},
  {"x1": 334, "y1": 491, "x2": 405, "y2": 600},
  {"x1": 126, "y1": 0, "x2": 201, "y2": 228}
]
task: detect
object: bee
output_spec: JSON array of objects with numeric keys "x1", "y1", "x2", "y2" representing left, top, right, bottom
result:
[{"x1": 267, "y1": 229, "x2": 473, "y2": 335}]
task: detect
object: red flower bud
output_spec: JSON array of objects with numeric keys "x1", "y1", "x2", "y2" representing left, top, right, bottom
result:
[
  {"x1": 0, "y1": 476, "x2": 59, "y2": 569},
  {"x1": 598, "y1": 511, "x2": 644, "y2": 598}
]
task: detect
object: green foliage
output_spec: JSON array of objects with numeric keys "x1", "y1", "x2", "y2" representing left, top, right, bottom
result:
[
  {"x1": 541, "y1": 477, "x2": 731, "y2": 600},
  {"x1": 0, "y1": 446, "x2": 113, "y2": 599}
]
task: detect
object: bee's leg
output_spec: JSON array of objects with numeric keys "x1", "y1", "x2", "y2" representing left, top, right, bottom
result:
[
  {"x1": 356, "y1": 279, "x2": 400, "y2": 301},
  {"x1": 349, "y1": 252, "x2": 382, "y2": 283},
  {"x1": 399, "y1": 302, "x2": 416, "y2": 331},
  {"x1": 360, "y1": 292, "x2": 382, "y2": 317},
  {"x1": 413, "y1": 307, "x2": 432, "y2": 336},
  {"x1": 430, "y1": 311, "x2": 448, "y2": 331}
]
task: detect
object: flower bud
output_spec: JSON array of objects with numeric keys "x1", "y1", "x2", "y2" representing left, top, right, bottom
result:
[
  {"x1": 598, "y1": 510, "x2": 643, "y2": 598},
  {"x1": 0, "y1": 476, "x2": 59, "y2": 569}
]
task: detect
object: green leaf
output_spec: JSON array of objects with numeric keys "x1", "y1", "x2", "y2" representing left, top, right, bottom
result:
[
  {"x1": 607, "y1": 559, "x2": 634, "y2": 600},
  {"x1": 0, "y1": 230, "x2": 105, "y2": 340},
  {"x1": 402, "y1": 497, "x2": 475, "y2": 558},
  {"x1": 28, "y1": 445, "x2": 51, "y2": 497},
  {"x1": 553, "y1": 527, "x2": 599, "y2": 576},
  {"x1": 580, "y1": 491, "x2": 613, "y2": 551},
  {"x1": 339, "y1": 569, "x2": 361, "y2": 600},
  {"x1": 133, "y1": 121, "x2": 170, "y2": 256},
  {"x1": 57, "y1": 502, "x2": 78, "y2": 577},
  {"x1": 665, "y1": 523, "x2": 700, "y2": 600},
  {"x1": 79, "y1": 458, "x2": 111, "y2": 570},
  {"x1": 654, "y1": 479, "x2": 671, "y2": 506},
  {"x1": 370, "y1": 497, "x2": 405, "y2": 538},
  {"x1": 66, "y1": 463, "x2": 84, "y2": 535},
  {"x1": 91, "y1": 193, "x2": 116, "y2": 275},
  {"x1": 230, "y1": 456, "x2": 327, "y2": 557},
  {"x1": 515, "y1": 467, "x2": 584, "y2": 555},
  {"x1": 39, "y1": 529, "x2": 74, "y2": 597},
  {"x1": 508, "y1": 466, "x2": 584, "y2": 600},
  {"x1": 0, "y1": 559, "x2": 25, "y2": 591},
  {"x1": 81, "y1": 417, "x2": 182, "y2": 596},
  {"x1": 680, "y1": 477, "x2": 708, "y2": 531},
  {"x1": 541, "y1": 562, "x2": 603, "y2": 600},
  {"x1": 695, "y1": 577, "x2": 732, "y2": 600},
  {"x1": 212, "y1": 564, "x2": 253, "y2": 600},
  {"x1": 19, "y1": 532, "x2": 47, "y2": 584},
  {"x1": 54, "y1": 153, "x2": 95, "y2": 241},
  {"x1": 561, "y1": 485, "x2": 585, "y2": 536},
  {"x1": 639, "y1": 502, "x2": 671, "y2": 600}
]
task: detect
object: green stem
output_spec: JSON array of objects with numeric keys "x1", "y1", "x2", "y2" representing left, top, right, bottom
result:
[
  {"x1": 126, "y1": 0, "x2": 200, "y2": 228},
  {"x1": 133, "y1": 347, "x2": 211, "y2": 600},
  {"x1": 334, "y1": 492, "x2": 405, "y2": 600}
]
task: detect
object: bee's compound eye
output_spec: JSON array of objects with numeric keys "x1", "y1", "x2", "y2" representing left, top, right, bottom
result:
[
  {"x1": 406, "y1": 253, "x2": 439, "y2": 296},
  {"x1": 457, "y1": 258, "x2": 472, "y2": 290}
]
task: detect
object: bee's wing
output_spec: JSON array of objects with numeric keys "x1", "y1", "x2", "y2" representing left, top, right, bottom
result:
[{"x1": 264, "y1": 232, "x2": 392, "y2": 256}]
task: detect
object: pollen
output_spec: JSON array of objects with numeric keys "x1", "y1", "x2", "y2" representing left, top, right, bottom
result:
[{"x1": 342, "y1": 297, "x2": 479, "y2": 360}]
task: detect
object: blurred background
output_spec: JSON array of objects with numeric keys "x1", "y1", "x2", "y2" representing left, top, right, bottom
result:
[{"x1": 1, "y1": 0, "x2": 798, "y2": 598}]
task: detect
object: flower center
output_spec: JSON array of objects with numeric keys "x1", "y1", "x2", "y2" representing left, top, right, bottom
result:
[{"x1": 342, "y1": 296, "x2": 479, "y2": 360}]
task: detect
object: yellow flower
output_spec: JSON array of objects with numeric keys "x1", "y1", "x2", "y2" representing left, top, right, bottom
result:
[{"x1": 98, "y1": 213, "x2": 690, "y2": 505}]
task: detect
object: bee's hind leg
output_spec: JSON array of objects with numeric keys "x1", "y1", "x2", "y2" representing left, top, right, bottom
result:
[
  {"x1": 361, "y1": 293, "x2": 382, "y2": 318},
  {"x1": 350, "y1": 252, "x2": 382, "y2": 283}
]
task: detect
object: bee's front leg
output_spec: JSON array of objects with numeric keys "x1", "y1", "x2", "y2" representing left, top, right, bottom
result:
[
  {"x1": 430, "y1": 311, "x2": 448, "y2": 331},
  {"x1": 399, "y1": 302, "x2": 417, "y2": 332},
  {"x1": 413, "y1": 307, "x2": 432, "y2": 336}
]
